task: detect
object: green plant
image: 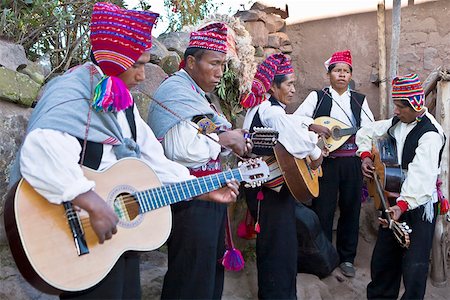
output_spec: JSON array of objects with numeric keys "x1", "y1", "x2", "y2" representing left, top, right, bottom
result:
[
  {"x1": 164, "y1": 0, "x2": 219, "y2": 32},
  {"x1": 0, "y1": 1, "x2": 124, "y2": 78},
  {"x1": 216, "y1": 62, "x2": 242, "y2": 122}
]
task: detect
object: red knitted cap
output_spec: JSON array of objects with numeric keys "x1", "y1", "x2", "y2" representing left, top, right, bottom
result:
[
  {"x1": 187, "y1": 22, "x2": 228, "y2": 53},
  {"x1": 90, "y1": 2, "x2": 159, "y2": 76}
]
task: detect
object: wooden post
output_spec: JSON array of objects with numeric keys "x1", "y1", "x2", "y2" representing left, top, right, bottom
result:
[
  {"x1": 388, "y1": 0, "x2": 402, "y2": 116},
  {"x1": 377, "y1": 0, "x2": 387, "y2": 119},
  {"x1": 430, "y1": 80, "x2": 450, "y2": 287}
]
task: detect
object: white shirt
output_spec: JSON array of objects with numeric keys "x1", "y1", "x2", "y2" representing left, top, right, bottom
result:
[
  {"x1": 20, "y1": 104, "x2": 194, "y2": 204},
  {"x1": 243, "y1": 97, "x2": 322, "y2": 160},
  {"x1": 162, "y1": 120, "x2": 222, "y2": 168},
  {"x1": 355, "y1": 110, "x2": 445, "y2": 210},
  {"x1": 295, "y1": 86, "x2": 374, "y2": 128}
]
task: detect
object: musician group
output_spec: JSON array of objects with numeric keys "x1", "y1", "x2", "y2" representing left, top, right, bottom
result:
[{"x1": 6, "y1": 2, "x2": 446, "y2": 300}]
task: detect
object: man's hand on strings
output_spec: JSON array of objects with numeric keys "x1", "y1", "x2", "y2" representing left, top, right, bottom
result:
[
  {"x1": 308, "y1": 124, "x2": 331, "y2": 139},
  {"x1": 386, "y1": 205, "x2": 403, "y2": 221},
  {"x1": 309, "y1": 153, "x2": 323, "y2": 170},
  {"x1": 218, "y1": 129, "x2": 253, "y2": 157},
  {"x1": 361, "y1": 157, "x2": 375, "y2": 179},
  {"x1": 72, "y1": 190, "x2": 119, "y2": 244},
  {"x1": 197, "y1": 179, "x2": 240, "y2": 204},
  {"x1": 378, "y1": 204, "x2": 403, "y2": 227}
]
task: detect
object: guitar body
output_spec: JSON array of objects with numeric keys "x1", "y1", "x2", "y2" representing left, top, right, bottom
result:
[
  {"x1": 274, "y1": 143, "x2": 322, "y2": 203},
  {"x1": 367, "y1": 136, "x2": 405, "y2": 209},
  {"x1": 4, "y1": 158, "x2": 171, "y2": 294},
  {"x1": 314, "y1": 116, "x2": 358, "y2": 152}
]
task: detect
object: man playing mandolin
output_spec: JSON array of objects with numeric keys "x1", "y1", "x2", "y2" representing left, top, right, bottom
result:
[
  {"x1": 295, "y1": 50, "x2": 375, "y2": 277},
  {"x1": 240, "y1": 53, "x2": 324, "y2": 299},
  {"x1": 356, "y1": 74, "x2": 446, "y2": 300}
]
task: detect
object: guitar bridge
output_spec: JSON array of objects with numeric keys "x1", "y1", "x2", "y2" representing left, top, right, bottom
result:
[{"x1": 64, "y1": 202, "x2": 89, "y2": 256}]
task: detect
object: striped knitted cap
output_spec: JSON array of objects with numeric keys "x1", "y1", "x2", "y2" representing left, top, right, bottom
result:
[
  {"x1": 187, "y1": 22, "x2": 228, "y2": 53},
  {"x1": 392, "y1": 73, "x2": 424, "y2": 111},
  {"x1": 90, "y1": 2, "x2": 159, "y2": 76},
  {"x1": 240, "y1": 53, "x2": 294, "y2": 108}
]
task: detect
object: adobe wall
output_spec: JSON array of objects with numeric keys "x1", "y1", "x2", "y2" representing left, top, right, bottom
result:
[{"x1": 286, "y1": 0, "x2": 450, "y2": 119}]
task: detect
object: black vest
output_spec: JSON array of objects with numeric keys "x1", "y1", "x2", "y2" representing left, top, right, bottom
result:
[
  {"x1": 389, "y1": 115, "x2": 444, "y2": 170},
  {"x1": 77, "y1": 105, "x2": 137, "y2": 170},
  {"x1": 249, "y1": 96, "x2": 282, "y2": 156},
  {"x1": 312, "y1": 88, "x2": 366, "y2": 127}
]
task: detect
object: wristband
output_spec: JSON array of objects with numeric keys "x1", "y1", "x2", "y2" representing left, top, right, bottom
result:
[
  {"x1": 397, "y1": 200, "x2": 408, "y2": 213},
  {"x1": 360, "y1": 151, "x2": 372, "y2": 160}
]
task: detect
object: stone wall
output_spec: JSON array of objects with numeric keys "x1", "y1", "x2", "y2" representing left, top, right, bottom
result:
[{"x1": 286, "y1": 0, "x2": 450, "y2": 118}]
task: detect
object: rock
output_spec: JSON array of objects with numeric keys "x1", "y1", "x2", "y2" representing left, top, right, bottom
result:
[
  {"x1": 279, "y1": 44, "x2": 293, "y2": 54},
  {"x1": 260, "y1": 13, "x2": 286, "y2": 33},
  {"x1": 243, "y1": 21, "x2": 269, "y2": 47},
  {"x1": 234, "y1": 9, "x2": 265, "y2": 22},
  {"x1": 16, "y1": 64, "x2": 45, "y2": 85},
  {"x1": 0, "y1": 101, "x2": 31, "y2": 244},
  {"x1": 157, "y1": 32, "x2": 190, "y2": 58},
  {"x1": 149, "y1": 38, "x2": 170, "y2": 65},
  {"x1": 35, "y1": 53, "x2": 52, "y2": 78},
  {"x1": 0, "y1": 67, "x2": 41, "y2": 107},
  {"x1": 0, "y1": 40, "x2": 29, "y2": 71},
  {"x1": 159, "y1": 51, "x2": 181, "y2": 75},
  {"x1": 131, "y1": 63, "x2": 167, "y2": 119},
  {"x1": 263, "y1": 47, "x2": 279, "y2": 56}
]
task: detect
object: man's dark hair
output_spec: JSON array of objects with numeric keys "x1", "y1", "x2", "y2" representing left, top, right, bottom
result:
[
  {"x1": 184, "y1": 47, "x2": 207, "y2": 61},
  {"x1": 273, "y1": 74, "x2": 288, "y2": 88},
  {"x1": 395, "y1": 99, "x2": 417, "y2": 111},
  {"x1": 328, "y1": 63, "x2": 353, "y2": 73},
  {"x1": 90, "y1": 49, "x2": 99, "y2": 66}
]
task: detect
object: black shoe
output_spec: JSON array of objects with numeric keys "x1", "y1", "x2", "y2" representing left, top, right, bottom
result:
[{"x1": 339, "y1": 262, "x2": 355, "y2": 277}]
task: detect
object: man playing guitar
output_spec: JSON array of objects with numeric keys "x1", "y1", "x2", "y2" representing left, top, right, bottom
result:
[
  {"x1": 240, "y1": 53, "x2": 323, "y2": 299},
  {"x1": 356, "y1": 74, "x2": 446, "y2": 299}
]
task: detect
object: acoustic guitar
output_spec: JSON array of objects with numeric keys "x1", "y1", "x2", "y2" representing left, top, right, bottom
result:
[
  {"x1": 273, "y1": 139, "x2": 326, "y2": 203},
  {"x1": 366, "y1": 135, "x2": 411, "y2": 248},
  {"x1": 4, "y1": 157, "x2": 269, "y2": 294},
  {"x1": 314, "y1": 116, "x2": 359, "y2": 152}
]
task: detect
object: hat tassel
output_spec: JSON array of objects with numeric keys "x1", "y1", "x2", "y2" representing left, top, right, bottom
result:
[
  {"x1": 221, "y1": 209, "x2": 245, "y2": 271},
  {"x1": 92, "y1": 75, "x2": 133, "y2": 112}
]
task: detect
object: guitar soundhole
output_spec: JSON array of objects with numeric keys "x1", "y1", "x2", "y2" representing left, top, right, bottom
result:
[{"x1": 113, "y1": 193, "x2": 142, "y2": 227}]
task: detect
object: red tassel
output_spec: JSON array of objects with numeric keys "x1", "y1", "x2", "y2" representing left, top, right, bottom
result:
[
  {"x1": 440, "y1": 198, "x2": 449, "y2": 215},
  {"x1": 257, "y1": 190, "x2": 264, "y2": 201},
  {"x1": 221, "y1": 248, "x2": 245, "y2": 271},
  {"x1": 254, "y1": 222, "x2": 260, "y2": 233}
]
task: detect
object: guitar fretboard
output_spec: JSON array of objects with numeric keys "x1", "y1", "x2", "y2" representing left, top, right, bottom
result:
[{"x1": 134, "y1": 169, "x2": 242, "y2": 213}]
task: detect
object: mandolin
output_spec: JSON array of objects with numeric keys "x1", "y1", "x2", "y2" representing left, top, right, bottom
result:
[{"x1": 314, "y1": 116, "x2": 359, "y2": 152}]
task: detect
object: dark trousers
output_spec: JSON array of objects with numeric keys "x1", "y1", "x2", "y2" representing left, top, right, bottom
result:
[
  {"x1": 59, "y1": 252, "x2": 141, "y2": 300},
  {"x1": 367, "y1": 205, "x2": 437, "y2": 300},
  {"x1": 310, "y1": 156, "x2": 363, "y2": 263},
  {"x1": 246, "y1": 185, "x2": 298, "y2": 300},
  {"x1": 161, "y1": 199, "x2": 227, "y2": 300}
]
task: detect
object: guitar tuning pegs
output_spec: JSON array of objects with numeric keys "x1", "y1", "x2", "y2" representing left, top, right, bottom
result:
[{"x1": 407, "y1": 229, "x2": 412, "y2": 233}]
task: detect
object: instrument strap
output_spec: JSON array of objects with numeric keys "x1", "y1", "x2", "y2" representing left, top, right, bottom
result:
[{"x1": 139, "y1": 89, "x2": 246, "y2": 161}]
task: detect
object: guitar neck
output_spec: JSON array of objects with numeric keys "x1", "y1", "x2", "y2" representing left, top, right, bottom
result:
[
  {"x1": 135, "y1": 169, "x2": 242, "y2": 213},
  {"x1": 374, "y1": 174, "x2": 392, "y2": 223}
]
